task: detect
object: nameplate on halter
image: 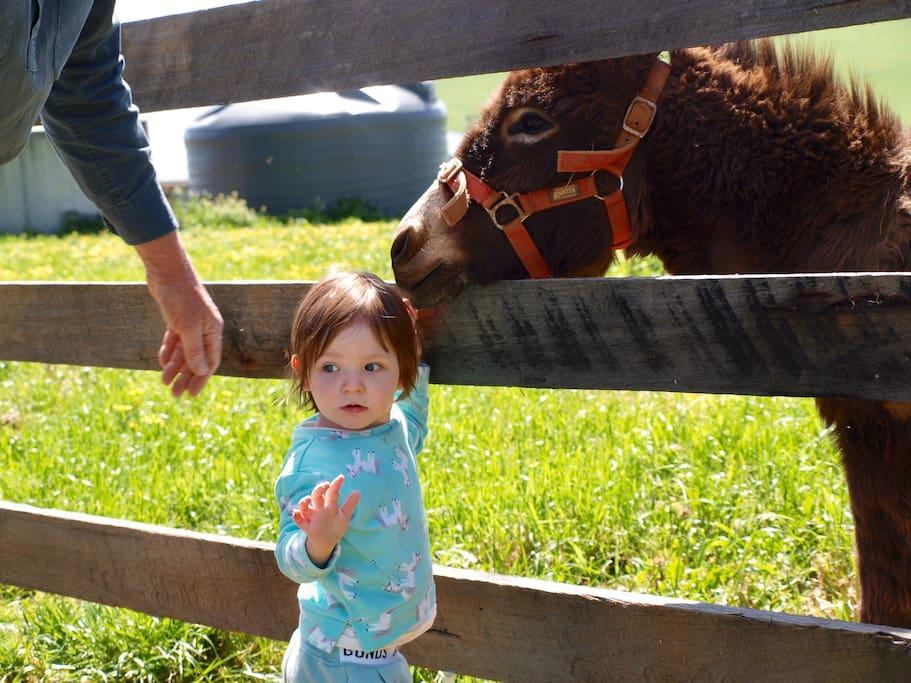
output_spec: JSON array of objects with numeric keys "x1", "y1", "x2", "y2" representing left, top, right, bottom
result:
[{"x1": 551, "y1": 185, "x2": 580, "y2": 202}]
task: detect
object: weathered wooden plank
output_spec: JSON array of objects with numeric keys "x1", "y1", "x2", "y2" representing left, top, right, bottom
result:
[
  {"x1": 2, "y1": 275, "x2": 911, "y2": 399},
  {"x1": 0, "y1": 281, "x2": 294, "y2": 379},
  {"x1": 426, "y1": 274, "x2": 911, "y2": 399},
  {"x1": 1, "y1": 501, "x2": 910, "y2": 682},
  {"x1": 121, "y1": 1, "x2": 911, "y2": 113}
]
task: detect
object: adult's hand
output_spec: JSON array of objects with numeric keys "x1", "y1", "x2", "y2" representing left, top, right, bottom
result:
[{"x1": 134, "y1": 231, "x2": 224, "y2": 398}]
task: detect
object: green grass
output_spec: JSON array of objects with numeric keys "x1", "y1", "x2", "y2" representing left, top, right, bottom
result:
[
  {"x1": 434, "y1": 18, "x2": 911, "y2": 131},
  {"x1": 0, "y1": 195, "x2": 856, "y2": 681},
  {"x1": 435, "y1": 72, "x2": 507, "y2": 134}
]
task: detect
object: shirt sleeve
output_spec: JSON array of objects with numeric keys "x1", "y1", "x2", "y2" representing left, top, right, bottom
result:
[
  {"x1": 39, "y1": 0, "x2": 177, "y2": 245},
  {"x1": 397, "y1": 364, "x2": 431, "y2": 454},
  {"x1": 274, "y1": 449, "x2": 341, "y2": 583}
]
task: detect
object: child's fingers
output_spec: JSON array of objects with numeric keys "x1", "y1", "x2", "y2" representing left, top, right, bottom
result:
[
  {"x1": 340, "y1": 490, "x2": 360, "y2": 520},
  {"x1": 292, "y1": 505, "x2": 312, "y2": 531},
  {"x1": 324, "y1": 475, "x2": 345, "y2": 509},
  {"x1": 402, "y1": 297, "x2": 416, "y2": 318},
  {"x1": 293, "y1": 497, "x2": 312, "y2": 527},
  {"x1": 310, "y1": 482, "x2": 330, "y2": 509}
]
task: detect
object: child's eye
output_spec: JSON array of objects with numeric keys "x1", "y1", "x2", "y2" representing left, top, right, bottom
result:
[
  {"x1": 321, "y1": 363, "x2": 339, "y2": 373},
  {"x1": 364, "y1": 362, "x2": 382, "y2": 372}
]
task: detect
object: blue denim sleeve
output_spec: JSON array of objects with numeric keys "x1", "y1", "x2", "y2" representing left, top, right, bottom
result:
[{"x1": 39, "y1": 0, "x2": 177, "y2": 245}]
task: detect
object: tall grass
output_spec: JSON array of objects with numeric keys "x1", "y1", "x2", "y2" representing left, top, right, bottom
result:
[{"x1": 0, "y1": 195, "x2": 855, "y2": 681}]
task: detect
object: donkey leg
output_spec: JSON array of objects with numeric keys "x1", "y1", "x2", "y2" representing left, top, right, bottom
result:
[{"x1": 817, "y1": 398, "x2": 911, "y2": 627}]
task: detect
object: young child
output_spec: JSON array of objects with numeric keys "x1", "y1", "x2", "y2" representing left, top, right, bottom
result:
[{"x1": 275, "y1": 271, "x2": 435, "y2": 682}]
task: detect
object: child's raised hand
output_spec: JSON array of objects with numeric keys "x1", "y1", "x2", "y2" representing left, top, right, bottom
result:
[{"x1": 292, "y1": 474, "x2": 360, "y2": 567}]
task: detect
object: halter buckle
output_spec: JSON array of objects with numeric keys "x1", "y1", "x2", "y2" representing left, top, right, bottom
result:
[
  {"x1": 437, "y1": 158, "x2": 463, "y2": 184},
  {"x1": 486, "y1": 193, "x2": 528, "y2": 229},
  {"x1": 622, "y1": 95, "x2": 658, "y2": 138}
]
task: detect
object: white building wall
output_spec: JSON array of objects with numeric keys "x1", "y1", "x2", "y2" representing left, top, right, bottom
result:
[{"x1": 0, "y1": 128, "x2": 99, "y2": 235}]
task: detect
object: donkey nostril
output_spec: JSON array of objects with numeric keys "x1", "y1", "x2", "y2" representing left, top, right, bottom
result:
[
  {"x1": 391, "y1": 228, "x2": 411, "y2": 262},
  {"x1": 391, "y1": 223, "x2": 427, "y2": 265}
]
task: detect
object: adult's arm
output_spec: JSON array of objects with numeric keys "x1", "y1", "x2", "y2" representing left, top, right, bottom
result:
[
  {"x1": 39, "y1": 0, "x2": 174, "y2": 245},
  {"x1": 40, "y1": 1, "x2": 223, "y2": 396}
]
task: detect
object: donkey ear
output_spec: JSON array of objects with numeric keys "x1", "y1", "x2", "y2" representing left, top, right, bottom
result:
[
  {"x1": 587, "y1": 52, "x2": 663, "y2": 94},
  {"x1": 600, "y1": 51, "x2": 661, "y2": 67},
  {"x1": 632, "y1": 52, "x2": 662, "y2": 64},
  {"x1": 629, "y1": 52, "x2": 664, "y2": 79}
]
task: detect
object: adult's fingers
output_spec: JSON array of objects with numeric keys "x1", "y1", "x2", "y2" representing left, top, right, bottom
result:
[
  {"x1": 162, "y1": 344, "x2": 213, "y2": 398},
  {"x1": 203, "y1": 319, "x2": 223, "y2": 376},
  {"x1": 178, "y1": 324, "x2": 211, "y2": 377},
  {"x1": 161, "y1": 344, "x2": 185, "y2": 387},
  {"x1": 158, "y1": 329, "x2": 180, "y2": 370},
  {"x1": 185, "y1": 373, "x2": 210, "y2": 398},
  {"x1": 169, "y1": 368, "x2": 194, "y2": 398}
]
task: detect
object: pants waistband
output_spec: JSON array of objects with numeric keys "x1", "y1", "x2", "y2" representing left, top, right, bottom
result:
[{"x1": 337, "y1": 646, "x2": 400, "y2": 667}]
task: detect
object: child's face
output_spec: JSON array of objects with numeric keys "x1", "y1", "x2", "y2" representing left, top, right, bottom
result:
[{"x1": 302, "y1": 320, "x2": 402, "y2": 431}]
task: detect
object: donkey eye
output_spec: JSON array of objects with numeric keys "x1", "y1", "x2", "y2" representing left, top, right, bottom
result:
[{"x1": 508, "y1": 112, "x2": 552, "y2": 136}]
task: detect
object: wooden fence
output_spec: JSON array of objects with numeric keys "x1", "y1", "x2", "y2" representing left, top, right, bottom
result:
[{"x1": 3, "y1": 1, "x2": 911, "y2": 680}]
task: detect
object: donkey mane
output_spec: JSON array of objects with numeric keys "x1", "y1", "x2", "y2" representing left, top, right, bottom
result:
[
  {"x1": 635, "y1": 39, "x2": 911, "y2": 274},
  {"x1": 667, "y1": 39, "x2": 907, "y2": 175},
  {"x1": 711, "y1": 40, "x2": 899, "y2": 135}
]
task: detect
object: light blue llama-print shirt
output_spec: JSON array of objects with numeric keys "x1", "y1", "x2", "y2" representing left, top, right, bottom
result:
[{"x1": 274, "y1": 365, "x2": 436, "y2": 653}]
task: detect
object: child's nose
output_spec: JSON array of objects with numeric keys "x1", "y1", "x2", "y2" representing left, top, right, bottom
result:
[{"x1": 342, "y1": 373, "x2": 364, "y2": 391}]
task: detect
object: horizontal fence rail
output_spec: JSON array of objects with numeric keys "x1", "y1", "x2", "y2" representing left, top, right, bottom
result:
[
  {"x1": 121, "y1": 0, "x2": 911, "y2": 112},
  {"x1": 3, "y1": 501, "x2": 911, "y2": 682},
  {"x1": 2, "y1": 275, "x2": 911, "y2": 399}
]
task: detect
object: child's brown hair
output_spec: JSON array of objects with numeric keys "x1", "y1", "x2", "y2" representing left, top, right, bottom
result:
[{"x1": 289, "y1": 272, "x2": 420, "y2": 411}]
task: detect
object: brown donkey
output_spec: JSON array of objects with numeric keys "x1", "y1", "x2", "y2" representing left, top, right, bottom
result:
[{"x1": 391, "y1": 42, "x2": 911, "y2": 627}]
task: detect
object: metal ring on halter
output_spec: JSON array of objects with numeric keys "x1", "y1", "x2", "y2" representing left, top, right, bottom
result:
[
  {"x1": 593, "y1": 173, "x2": 624, "y2": 201},
  {"x1": 486, "y1": 193, "x2": 528, "y2": 229}
]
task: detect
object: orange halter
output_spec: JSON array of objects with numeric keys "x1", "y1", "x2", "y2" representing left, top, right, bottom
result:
[{"x1": 437, "y1": 59, "x2": 670, "y2": 279}]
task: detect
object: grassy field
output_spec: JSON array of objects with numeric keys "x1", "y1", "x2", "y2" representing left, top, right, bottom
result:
[
  {"x1": 2, "y1": 16, "x2": 910, "y2": 683},
  {"x1": 0, "y1": 196, "x2": 854, "y2": 681}
]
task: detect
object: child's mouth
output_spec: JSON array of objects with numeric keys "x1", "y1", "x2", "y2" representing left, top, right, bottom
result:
[{"x1": 342, "y1": 405, "x2": 367, "y2": 413}]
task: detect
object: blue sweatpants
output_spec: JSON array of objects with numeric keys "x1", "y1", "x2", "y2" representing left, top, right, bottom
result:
[{"x1": 282, "y1": 629, "x2": 412, "y2": 683}]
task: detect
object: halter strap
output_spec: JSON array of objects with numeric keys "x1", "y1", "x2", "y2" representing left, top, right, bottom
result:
[{"x1": 438, "y1": 58, "x2": 670, "y2": 278}]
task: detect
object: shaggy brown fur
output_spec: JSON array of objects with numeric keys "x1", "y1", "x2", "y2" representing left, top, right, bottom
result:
[{"x1": 391, "y1": 41, "x2": 911, "y2": 627}]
